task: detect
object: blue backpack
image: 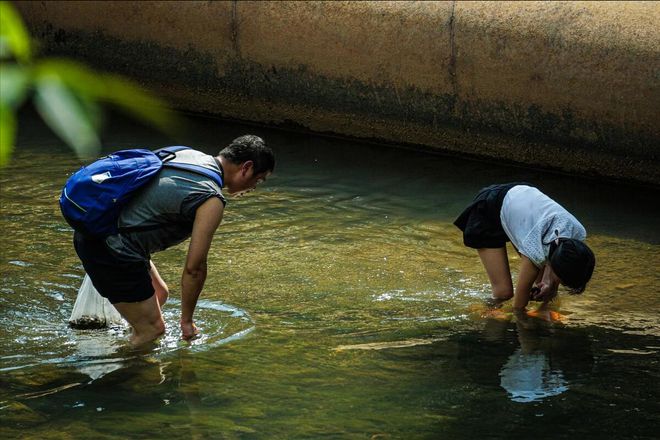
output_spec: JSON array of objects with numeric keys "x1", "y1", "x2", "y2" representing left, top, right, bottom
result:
[{"x1": 59, "y1": 146, "x2": 224, "y2": 238}]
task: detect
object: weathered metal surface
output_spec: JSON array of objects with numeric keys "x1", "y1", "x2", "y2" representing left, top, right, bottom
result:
[{"x1": 14, "y1": 1, "x2": 660, "y2": 184}]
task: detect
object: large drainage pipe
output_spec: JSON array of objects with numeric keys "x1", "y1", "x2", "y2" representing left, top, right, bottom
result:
[{"x1": 14, "y1": 1, "x2": 660, "y2": 185}]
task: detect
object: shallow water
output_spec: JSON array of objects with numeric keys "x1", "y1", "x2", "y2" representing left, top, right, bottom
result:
[{"x1": 1, "y1": 113, "x2": 659, "y2": 439}]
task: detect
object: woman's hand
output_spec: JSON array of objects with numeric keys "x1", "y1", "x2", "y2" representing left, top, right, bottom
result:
[
  {"x1": 535, "y1": 280, "x2": 559, "y2": 302},
  {"x1": 530, "y1": 284, "x2": 557, "y2": 302},
  {"x1": 513, "y1": 256, "x2": 541, "y2": 309},
  {"x1": 531, "y1": 263, "x2": 561, "y2": 302}
]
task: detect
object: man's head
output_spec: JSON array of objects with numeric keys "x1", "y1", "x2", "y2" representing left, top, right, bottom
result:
[
  {"x1": 218, "y1": 135, "x2": 275, "y2": 195},
  {"x1": 549, "y1": 238, "x2": 596, "y2": 294}
]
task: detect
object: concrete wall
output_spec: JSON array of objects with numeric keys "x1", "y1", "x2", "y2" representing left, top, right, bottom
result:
[{"x1": 14, "y1": 1, "x2": 660, "y2": 184}]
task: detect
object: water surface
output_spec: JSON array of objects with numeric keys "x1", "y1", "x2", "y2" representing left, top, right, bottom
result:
[{"x1": 1, "y1": 113, "x2": 658, "y2": 439}]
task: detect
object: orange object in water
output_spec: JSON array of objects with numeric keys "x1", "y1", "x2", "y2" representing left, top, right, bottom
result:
[
  {"x1": 481, "y1": 308, "x2": 511, "y2": 321},
  {"x1": 526, "y1": 309, "x2": 566, "y2": 323}
]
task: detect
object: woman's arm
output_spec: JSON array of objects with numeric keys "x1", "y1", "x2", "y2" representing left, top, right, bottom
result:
[
  {"x1": 535, "y1": 264, "x2": 561, "y2": 306},
  {"x1": 513, "y1": 256, "x2": 540, "y2": 309}
]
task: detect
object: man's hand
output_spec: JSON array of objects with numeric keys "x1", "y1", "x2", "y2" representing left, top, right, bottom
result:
[{"x1": 181, "y1": 320, "x2": 199, "y2": 340}]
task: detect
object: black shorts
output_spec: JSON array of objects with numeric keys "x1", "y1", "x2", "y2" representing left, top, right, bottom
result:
[
  {"x1": 73, "y1": 232, "x2": 154, "y2": 304},
  {"x1": 454, "y1": 182, "x2": 528, "y2": 249}
]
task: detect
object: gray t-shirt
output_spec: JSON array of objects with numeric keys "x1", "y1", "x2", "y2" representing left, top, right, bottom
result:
[
  {"x1": 500, "y1": 185, "x2": 586, "y2": 268},
  {"x1": 105, "y1": 149, "x2": 225, "y2": 261}
]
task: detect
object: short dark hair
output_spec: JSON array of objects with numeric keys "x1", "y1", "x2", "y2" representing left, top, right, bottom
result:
[
  {"x1": 549, "y1": 238, "x2": 596, "y2": 294},
  {"x1": 219, "y1": 135, "x2": 275, "y2": 175}
]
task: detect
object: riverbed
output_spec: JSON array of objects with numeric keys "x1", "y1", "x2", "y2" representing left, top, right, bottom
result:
[{"x1": 1, "y1": 113, "x2": 658, "y2": 439}]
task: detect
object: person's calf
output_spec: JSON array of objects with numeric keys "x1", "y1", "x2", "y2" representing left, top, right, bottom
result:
[
  {"x1": 491, "y1": 285, "x2": 513, "y2": 302},
  {"x1": 155, "y1": 287, "x2": 169, "y2": 308},
  {"x1": 493, "y1": 292, "x2": 513, "y2": 301}
]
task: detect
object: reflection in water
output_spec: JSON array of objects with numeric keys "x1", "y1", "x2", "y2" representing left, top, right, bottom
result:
[
  {"x1": 70, "y1": 328, "x2": 127, "y2": 381},
  {"x1": 175, "y1": 352, "x2": 216, "y2": 438},
  {"x1": 499, "y1": 319, "x2": 571, "y2": 403},
  {"x1": 69, "y1": 298, "x2": 256, "y2": 380},
  {"x1": 0, "y1": 297, "x2": 254, "y2": 385},
  {"x1": 500, "y1": 348, "x2": 568, "y2": 403},
  {"x1": 459, "y1": 316, "x2": 595, "y2": 403}
]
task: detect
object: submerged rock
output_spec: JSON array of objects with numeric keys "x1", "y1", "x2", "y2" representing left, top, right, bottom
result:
[{"x1": 1, "y1": 401, "x2": 48, "y2": 425}]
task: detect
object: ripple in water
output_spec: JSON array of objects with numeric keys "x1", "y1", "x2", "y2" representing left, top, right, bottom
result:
[
  {"x1": 157, "y1": 298, "x2": 255, "y2": 353},
  {"x1": 0, "y1": 298, "x2": 255, "y2": 383}
]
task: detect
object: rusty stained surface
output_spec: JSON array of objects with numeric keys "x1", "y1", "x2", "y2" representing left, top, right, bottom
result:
[
  {"x1": 453, "y1": 2, "x2": 659, "y2": 141},
  {"x1": 237, "y1": 1, "x2": 454, "y2": 93},
  {"x1": 16, "y1": 1, "x2": 235, "y2": 56},
  {"x1": 13, "y1": 1, "x2": 660, "y2": 184}
]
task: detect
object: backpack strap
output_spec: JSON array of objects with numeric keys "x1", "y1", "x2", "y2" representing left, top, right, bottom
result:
[
  {"x1": 116, "y1": 146, "x2": 223, "y2": 235},
  {"x1": 155, "y1": 146, "x2": 224, "y2": 187},
  {"x1": 164, "y1": 162, "x2": 224, "y2": 188},
  {"x1": 154, "y1": 145, "x2": 189, "y2": 162}
]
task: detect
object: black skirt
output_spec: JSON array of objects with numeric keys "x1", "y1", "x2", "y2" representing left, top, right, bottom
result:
[{"x1": 454, "y1": 182, "x2": 529, "y2": 249}]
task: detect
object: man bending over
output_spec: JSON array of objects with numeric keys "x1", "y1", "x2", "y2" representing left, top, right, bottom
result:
[{"x1": 73, "y1": 135, "x2": 275, "y2": 345}]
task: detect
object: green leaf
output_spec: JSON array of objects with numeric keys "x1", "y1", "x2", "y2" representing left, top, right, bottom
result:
[
  {"x1": 101, "y1": 74, "x2": 181, "y2": 136},
  {"x1": 0, "y1": 63, "x2": 30, "y2": 108},
  {"x1": 0, "y1": 1, "x2": 32, "y2": 62},
  {"x1": 35, "y1": 59, "x2": 105, "y2": 99},
  {"x1": 0, "y1": 103, "x2": 16, "y2": 167},
  {"x1": 33, "y1": 74, "x2": 101, "y2": 159},
  {"x1": 34, "y1": 62, "x2": 105, "y2": 131},
  {"x1": 35, "y1": 58, "x2": 181, "y2": 136}
]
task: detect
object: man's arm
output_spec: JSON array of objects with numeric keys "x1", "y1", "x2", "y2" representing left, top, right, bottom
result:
[
  {"x1": 513, "y1": 255, "x2": 540, "y2": 309},
  {"x1": 180, "y1": 197, "x2": 224, "y2": 339}
]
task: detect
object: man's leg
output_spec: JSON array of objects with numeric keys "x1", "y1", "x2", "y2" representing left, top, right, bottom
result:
[
  {"x1": 149, "y1": 261, "x2": 169, "y2": 307},
  {"x1": 478, "y1": 247, "x2": 514, "y2": 302},
  {"x1": 113, "y1": 294, "x2": 165, "y2": 346}
]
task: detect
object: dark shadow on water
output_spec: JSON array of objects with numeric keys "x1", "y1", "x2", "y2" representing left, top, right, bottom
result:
[
  {"x1": 432, "y1": 322, "x2": 658, "y2": 439},
  {"x1": 0, "y1": 349, "x2": 241, "y2": 437},
  {"x1": 459, "y1": 318, "x2": 595, "y2": 403},
  {"x1": 12, "y1": 106, "x2": 660, "y2": 245}
]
